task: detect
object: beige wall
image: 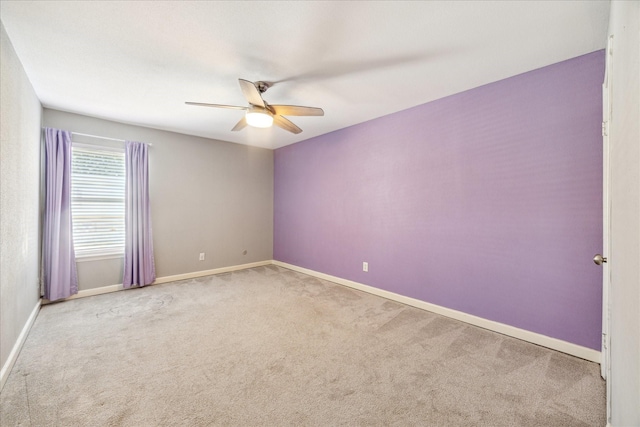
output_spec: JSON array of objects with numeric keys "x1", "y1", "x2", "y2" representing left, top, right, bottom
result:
[
  {"x1": 43, "y1": 109, "x2": 274, "y2": 291},
  {"x1": 607, "y1": 1, "x2": 640, "y2": 425},
  {"x1": 0, "y1": 22, "x2": 42, "y2": 384}
]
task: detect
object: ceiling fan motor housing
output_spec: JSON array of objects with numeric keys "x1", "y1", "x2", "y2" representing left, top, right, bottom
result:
[{"x1": 255, "y1": 81, "x2": 271, "y2": 93}]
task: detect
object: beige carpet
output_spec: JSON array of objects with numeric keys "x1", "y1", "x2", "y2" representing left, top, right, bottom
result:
[{"x1": 1, "y1": 265, "x2": 605, "y2": 426}]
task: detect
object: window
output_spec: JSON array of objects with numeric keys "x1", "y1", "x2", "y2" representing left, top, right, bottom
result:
[{"x1": 71, "y1": 144, "x2": 125, "y2": 258}]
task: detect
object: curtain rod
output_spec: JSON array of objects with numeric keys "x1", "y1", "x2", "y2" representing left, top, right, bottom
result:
[{"x1": 71, "y1": 132, "x2": 153, "y2": 146}]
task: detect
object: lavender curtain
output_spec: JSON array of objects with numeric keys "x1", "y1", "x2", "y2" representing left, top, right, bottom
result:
[
  {"x1": 123, "y1": 141, "x2": 156, "y2": 288},
  {"x1": 42, "y1": 128, "x2": 78, "y2": 301}
]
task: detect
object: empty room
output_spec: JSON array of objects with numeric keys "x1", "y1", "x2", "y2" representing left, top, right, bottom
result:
[{"x1": 1, "y1": 1, "x2": 638, "y2": 426}]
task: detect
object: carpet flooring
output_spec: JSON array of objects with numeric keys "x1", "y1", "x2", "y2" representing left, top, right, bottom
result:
[{"x1": 1, "y1": 265, "x2": 605, "y2": 426}]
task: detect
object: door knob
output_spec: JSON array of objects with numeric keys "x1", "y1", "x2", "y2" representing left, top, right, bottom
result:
[{"x1": 593, "y1": 254, "x2": 607, "y2": 265}]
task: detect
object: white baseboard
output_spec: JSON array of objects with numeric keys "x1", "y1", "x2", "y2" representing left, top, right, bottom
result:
[
  {"x1": 43, "y1": 260, "x2": 273, "y2": 304},
  {"x1": 272, "y1": 261, "x2": 601, "y2": 364},
  {"x1": 63, "y1": 283, "x2": 124, "y2": 301},
  {"x1": 0, "y1": 300, "x2": 41, "y2": 392},
  {"x1": 153, "y1": 260, "x2": 272, "y2": 284}
]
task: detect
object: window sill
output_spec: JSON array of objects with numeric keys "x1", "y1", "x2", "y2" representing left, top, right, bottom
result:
[{"x1": 75, "y1": 253, "x2": 124, "y2": 263}]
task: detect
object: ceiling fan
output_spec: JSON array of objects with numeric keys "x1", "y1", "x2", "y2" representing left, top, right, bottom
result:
[{"x1": 186, "y1": 79, "x2": 324, "y2": 134}]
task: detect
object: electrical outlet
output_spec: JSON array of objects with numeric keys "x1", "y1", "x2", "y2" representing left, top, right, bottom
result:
[
  {"x1": 363, "y1": 262, "x2": 368, "y2": 272},
  {"x1": 199, "y1": 253, "x2": 205, "y2": 261}
]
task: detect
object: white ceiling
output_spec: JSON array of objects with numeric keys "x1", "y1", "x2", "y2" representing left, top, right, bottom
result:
[{"x1": 1, "y1": 1, "x2": 609, "y2": 149}]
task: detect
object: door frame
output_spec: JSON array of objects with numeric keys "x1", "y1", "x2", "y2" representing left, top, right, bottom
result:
[{"x1": 601, "y1": 34, "x2": 613, "y2": 423}]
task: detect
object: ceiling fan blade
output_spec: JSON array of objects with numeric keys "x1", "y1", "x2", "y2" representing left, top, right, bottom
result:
[
  {"x1": 231, "y1": 116, "x2": 248, "y2": 132},
  {"x1": 272, "y1": 115, "x2": 302, "y2": 134},
  {"x1": 270, "y1": 105, "x2": 324, "y2": 116},
  {"x1": 185, "y1": 102, "x2": 247, "y2": 110},
  {"x1": 238, "y1": 79, "x2": 265, "y2": 107}
]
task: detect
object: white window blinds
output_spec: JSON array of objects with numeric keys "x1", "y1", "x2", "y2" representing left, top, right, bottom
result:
[{"x1": 71, "y1": 145, "x2": 125, "y2": 258}]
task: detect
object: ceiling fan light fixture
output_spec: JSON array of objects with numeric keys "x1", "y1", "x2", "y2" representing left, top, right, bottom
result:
[{"x1": 245, "y1": 110, "x2": 273, "y2": 128}]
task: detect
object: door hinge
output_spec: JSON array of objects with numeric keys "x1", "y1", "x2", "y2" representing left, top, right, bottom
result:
[{"x1": 602, "y1": 121, "x2": 609, "y2": 137}]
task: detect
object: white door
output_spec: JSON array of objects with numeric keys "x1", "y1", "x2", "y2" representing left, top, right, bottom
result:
[{"x1": 600, "y1": 34, "x2": 613, "y2": 421}]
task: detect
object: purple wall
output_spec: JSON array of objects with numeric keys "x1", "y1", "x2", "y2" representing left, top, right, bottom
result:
[{"x1": 274, "y1": 51, "x2": 605, "y2": 350}]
